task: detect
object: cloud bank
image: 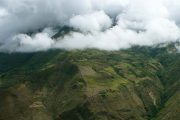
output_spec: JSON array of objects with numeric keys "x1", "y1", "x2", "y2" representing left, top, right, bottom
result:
[{"x1": 0, "y1": 0, "x2": 180, "y2": 52}]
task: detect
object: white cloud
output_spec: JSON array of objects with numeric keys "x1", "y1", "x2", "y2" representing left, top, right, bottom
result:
[
  {"x1": 91, "y1": 0, "x2": 129, "y2": 17},
  {"x1": 0, "y1": 8, "x2": 8, "y2": 17},
  {"x1": 0, "y1": 29, "x2": 55, "y2": 52},
  {"x1": 13, "y1": 33, "x2": 54, "y2": 52},
  {"x1": 0, "y1": 0, "x2": 180, "y2": 52},
  {"x1": 69, "y1": 11, "x2": 112, "y2": 32}
]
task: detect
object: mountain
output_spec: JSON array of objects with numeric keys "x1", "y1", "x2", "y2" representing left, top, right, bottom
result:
[{"x1": 0, "y1": 45, "x2": 179, "y2": 120}]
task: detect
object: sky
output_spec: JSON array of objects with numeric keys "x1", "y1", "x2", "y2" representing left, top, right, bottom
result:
[{"x1": 0, "y1": 0, "x2": 180, "y2": 52}]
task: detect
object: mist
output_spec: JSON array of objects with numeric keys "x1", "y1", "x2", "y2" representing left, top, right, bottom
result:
[{"x1": 0, "y1": 0, "x2": 180, "y2": 52}]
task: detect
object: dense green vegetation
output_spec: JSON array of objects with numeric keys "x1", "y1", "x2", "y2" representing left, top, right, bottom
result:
[{"x1": 0, "y1": 45, "x2": 179, "y2": 120}]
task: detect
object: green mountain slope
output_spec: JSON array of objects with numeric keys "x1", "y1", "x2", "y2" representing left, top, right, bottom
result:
[{"x1": 0, "y1": 46, "x2": 179, "y2": 120}]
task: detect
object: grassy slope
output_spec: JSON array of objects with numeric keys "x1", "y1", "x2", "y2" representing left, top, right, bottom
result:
[{"x1": 0, "y1": 46, "x2": 179, "y2": 120}]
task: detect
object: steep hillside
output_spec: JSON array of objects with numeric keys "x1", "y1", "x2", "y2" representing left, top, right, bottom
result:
[{"x1": 0, "y1": 46, "x2": 179, "y2": 120}]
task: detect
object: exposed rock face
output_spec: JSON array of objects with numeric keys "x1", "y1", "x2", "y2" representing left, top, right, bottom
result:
[{"x1": 0, "y1": 45, "x2": 179, "y2": 120}]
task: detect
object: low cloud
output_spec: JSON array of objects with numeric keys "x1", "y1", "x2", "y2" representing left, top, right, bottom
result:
[
  {"x1": 0, "y1": 0, "x2": 180, "y2": 52},
  {"x1": 69, "y1": 11, "x2": 112, "y2": 33}
]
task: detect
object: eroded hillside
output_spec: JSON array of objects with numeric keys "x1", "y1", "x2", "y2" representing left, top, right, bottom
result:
[{"x1": 0, "y1": 46, "x2": 179, "y2": 120}]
